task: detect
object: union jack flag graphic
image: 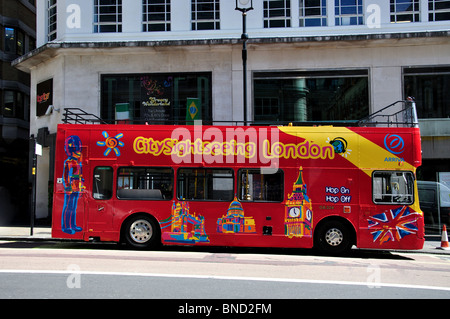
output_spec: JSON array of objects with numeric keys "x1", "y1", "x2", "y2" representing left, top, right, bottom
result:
[{"x1": 368, "y1": 206, "x2": 420, "y2": 244}]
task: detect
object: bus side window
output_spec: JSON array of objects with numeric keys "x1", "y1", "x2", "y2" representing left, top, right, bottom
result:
[
  {"x1": 117, "y1": 167, "x2": 173, "y2": 200},
  {"x1": 238, "y1": 168, "x2": 284, "y2": 202},
  {"x1": 177, "y1": 168, "x2": 234, "y2": 201},
  {"x1": 93, "y1": 167, "x2": 113, "y2": 200},
  {"x1": 372, "y1": 171, "x2": 414, "y2": 205}
]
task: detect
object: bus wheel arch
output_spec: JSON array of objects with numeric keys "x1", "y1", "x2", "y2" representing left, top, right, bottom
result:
[
  {"x1": 120, "y1": 213, "x2": 161, "y2": 250},
  {"x1": 314, "y1": 217, "x2": 356, "y2": 255}
]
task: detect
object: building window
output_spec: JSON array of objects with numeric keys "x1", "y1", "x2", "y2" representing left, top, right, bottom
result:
[
  {"x1": 404, "y1": 66, "x2": 450, "y2": 119},
  {"x1": 4, "y1": 28, "x2": 16, "y2": 54},
  {"x1": 254, "y1": 70, "x2": 369, "y2": 123},
  {"x1": 4, "y1": 28, "x2": 25, "y2": 55},
  {"x1": 2, "y1": 90, "x2": 26, "y2": 120},
  {"x1": 300, "y1": 0, "x2": 327, "y2": 27},
  {"x1": 390, "y1": 0, "x2": 420, "y2": 23},
  {"x1": 94, "y1": 0, "x2": 122, "y2": 33},
  {"x1": 264, "y1": 0, "x2": 291, "y2": 28},
  {"x1": 335, "y1": 0, "x2": 363, "y2": 25},
  {"x1": 429, "y1": 0, "x2": 450, "y2": 21},
  {"x1": 101, "y1": 73, "x2": 212, "y2": 124},
  {"x1": 143, "y1": 0, "x2": 171, "y2": 32},
  {"x1": 48, "y1": 0, "x2": 57, "y2": 41},
  {"x1": 191, "y1": 0, "x2": 220, "y2": 30}
]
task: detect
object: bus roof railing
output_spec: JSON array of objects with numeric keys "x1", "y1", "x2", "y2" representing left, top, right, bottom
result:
[
  {"x1": 357, "y1": 98, "x2": 419, "y2": 128},
  {"x1": 63, "y1": 108, "x2": 108, "y2": 124},
  {"x1": 62, "y1": 98, "x2": 419, "y2": 128}
]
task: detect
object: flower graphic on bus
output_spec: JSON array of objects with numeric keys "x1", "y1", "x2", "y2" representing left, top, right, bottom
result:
[{"x1": 97, "y1": 131, "x2": 124, "y2": 156}]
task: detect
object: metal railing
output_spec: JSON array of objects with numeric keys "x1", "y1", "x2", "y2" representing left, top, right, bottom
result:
[
  {"x1": 62, "y1": 98, "x2": 419, "y2": 128},
  {"x1": 357, "y1": 98, "x2": 419, "y2": 128},
  {"x1": 63, "y1": 108, "x2": 107, "y2": 124}
]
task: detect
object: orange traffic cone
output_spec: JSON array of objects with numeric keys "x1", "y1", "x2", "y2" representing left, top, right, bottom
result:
[{"x1": 437, "y1": 225, "x2": 450, "y2": 250}]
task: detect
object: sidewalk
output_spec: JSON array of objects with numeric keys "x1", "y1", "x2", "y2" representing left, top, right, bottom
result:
[{"x1": 0, "y1": 226, "x2": 449, "y2": 255}]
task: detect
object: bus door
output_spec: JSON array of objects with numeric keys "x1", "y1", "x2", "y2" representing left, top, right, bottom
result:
[{"x1": 87, "y1": 165, "x2": 115, "y2": 235}]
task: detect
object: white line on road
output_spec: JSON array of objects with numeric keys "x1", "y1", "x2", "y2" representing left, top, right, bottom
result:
[{"x1": 1, "y1": 269, "x2": 450, "y2": 292}]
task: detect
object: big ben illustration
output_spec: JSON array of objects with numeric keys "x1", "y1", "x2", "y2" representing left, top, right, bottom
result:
[{"x1": 285, "y1": 167, "x2": 313, "y2": 238}]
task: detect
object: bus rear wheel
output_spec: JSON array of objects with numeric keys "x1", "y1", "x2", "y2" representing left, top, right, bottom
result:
[
  {"x1": 123, "y1": 215, "x2": 160, "y2": 249},
  {"x1": 314, "y1": 220, "x2": 352, "y2": 255}
]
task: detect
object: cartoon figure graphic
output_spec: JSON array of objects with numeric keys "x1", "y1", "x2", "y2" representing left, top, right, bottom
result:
[{"x1": 61, "y1": 135, "x2": 84, "y2": 235}]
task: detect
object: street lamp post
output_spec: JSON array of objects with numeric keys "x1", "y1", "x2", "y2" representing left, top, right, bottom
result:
[{"x1": 235, "y1": 0, "x2": 253, "y2": 126}]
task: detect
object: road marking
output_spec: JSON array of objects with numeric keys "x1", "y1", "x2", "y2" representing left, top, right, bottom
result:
[{"x1": 1, "y1": 269, "x2": 450, "y2": 292}]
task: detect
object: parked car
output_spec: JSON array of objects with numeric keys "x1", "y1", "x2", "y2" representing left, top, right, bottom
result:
[{"x1": 417, "y1": 181, "x2": 450, "y2": 234}]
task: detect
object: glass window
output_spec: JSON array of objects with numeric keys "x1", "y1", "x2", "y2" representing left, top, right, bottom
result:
[
  {"x1": 17, "y1": 30, "x2": 24, "y2": 56},
  {"x1": 372, "y1": 171, "x2": 414, "y2": 205},
  {"x1": 390, "y1": 0, "x2": 420, "y2": 23},
  {"x1": 191, "y1": 0, "x2": 220, "y2": 30},
  {"x1": 429, "y1": 0, "x2": 450, "y2": 21},
  {"x1": 48, "y1": 0, "x2": 57, "y2": 41},
  {"x1": 254, "y1": 70, "x2": 369, "y2": 123},
  {"x1": 2, "y1": 91, "x2": 25, "y2": 119},
  {"x1": 5, "y1": 28, "x2": 16, "y2": 54},
  {"x1": 117, "y1": 167, "x2": 173, "y2": 200},
  {"x1": 404, "y1": 67, "x2": 450, "y2": 119},
  {"x1": 93, "y1": 167, "x2": 113, "y2": 199},
  {"x1": 264, "y1": 0, "x2": 291, "y2": 28},
  {"x1": 143, "y1": 0, "x2": 171, "y2": 32},
  {"x1": 335, "y1": 0, "x2": 363, "y2": 25},
  {"x1": 101, "y1": 73, "x2": 212, "y2": 124},
  {"x1": 300, "y1": 0, "x2": 327, "y2": 27},
  {"x1": 94, "y1": 0, "x2": 122, "y2": 33},
  {"x1": 177, "y1": 168, "x2": 234, "y2": 201},
  {"x1": 238, "y1": 168, "x2": 284, "y2": 202}
]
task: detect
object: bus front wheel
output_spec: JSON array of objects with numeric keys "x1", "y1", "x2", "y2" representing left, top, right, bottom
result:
[
  {"x1": 123, "y1": 215, "x2": 160, "y2": 249},
  {"x1": 314, "y1": 219, "x2": 353, "y2": 255}
]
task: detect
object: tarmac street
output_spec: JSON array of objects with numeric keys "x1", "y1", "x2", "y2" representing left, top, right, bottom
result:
[{"x1": 0, "y1": 226, "x2": 449, "y2": 299}]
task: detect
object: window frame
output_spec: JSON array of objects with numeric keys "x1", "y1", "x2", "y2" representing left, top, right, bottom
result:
[
  {"x1": 93, "y1": 166, "x2": 114, "y2": 200},
  {"x1": 372, "y1": 170, "x2": 415, "y2": 205},
  {"x1": 238, "y1": 168, "x2": 284, "y2": 203},
  {"x1": 299, "y1": 0, "x2": 327, "y2": 27},
  {"x1": 177, "y1": 168, "x2": 234, "y2": 201},
  {"x1": 94, "y1": 0, "x2": 123, "y2": 33},
  {"x1": 143, "y1": 0, "x2": 171, "y2": 32},
  {"x1": 334, "y1": 0, "x2": 363, "y2": 26},
  {"x1": 47, "y1": 0, "x2": 57, "y2": 41},
  {"x1": 390, "y1": 0, "x2": 420, "y2": 23},
  {"x1": 428, "y1": 0, "x2": 450, "y2": 21},
  {"x1": 191, "y1": 0, "x2": 220, "y2": 31},
  {"x1": 263, "y1": 0, "x2": 292, "y2": 28},
  {"x1": 117, "y1": 166, "x2": 174, "y2": 201}
]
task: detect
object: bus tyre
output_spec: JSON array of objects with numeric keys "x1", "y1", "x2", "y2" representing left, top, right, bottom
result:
[
  {"x1": 123, "y1": 215, "x2": 160, "y2": 250},
  {"x1": 315, "y1": 220, "x2": 352, "y2": 255}
]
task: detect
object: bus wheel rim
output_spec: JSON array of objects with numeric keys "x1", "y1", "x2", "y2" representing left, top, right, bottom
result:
[
  {"x1": 130, "y1": 219, "x2": 153, "y2": 244},
  {"x1": 325, "y1": 228, "x2": 343, "y2": 246}
]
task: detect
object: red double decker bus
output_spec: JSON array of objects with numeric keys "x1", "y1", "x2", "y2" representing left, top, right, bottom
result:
[{"x1": 52, "y1": 101, "x2": 424, "y2": 254}]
